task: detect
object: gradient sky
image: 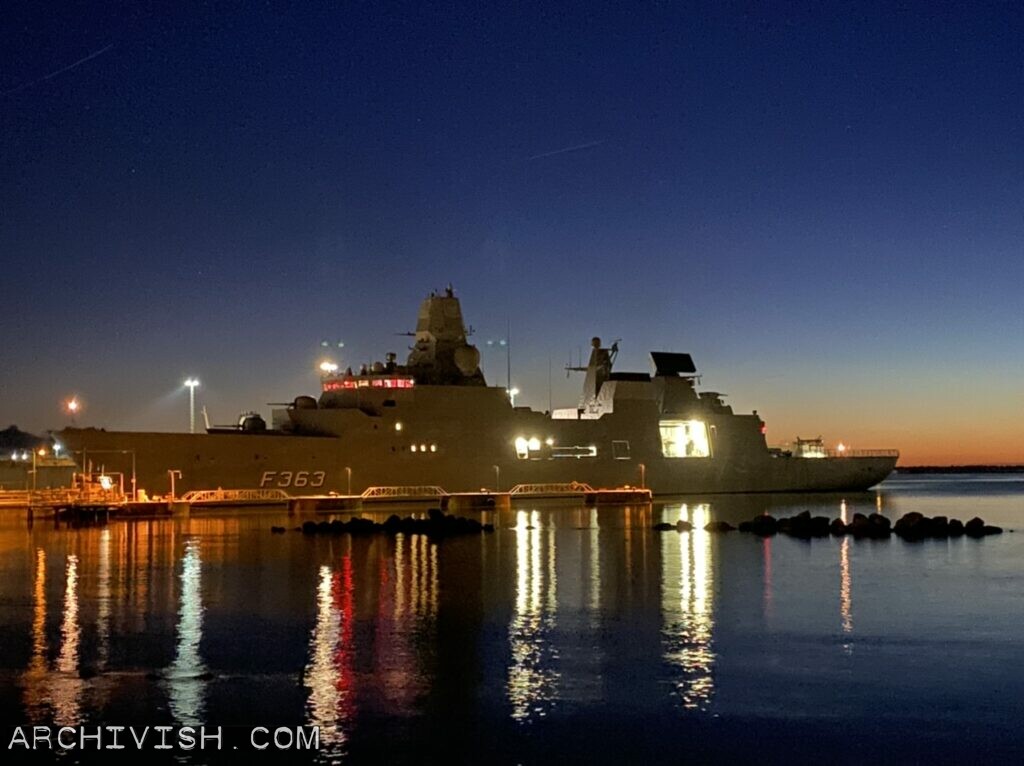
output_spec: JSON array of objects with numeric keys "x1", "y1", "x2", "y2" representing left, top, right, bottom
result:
[{"x1": 2, "y1": 2, "x2": 1022, "y2": 464}]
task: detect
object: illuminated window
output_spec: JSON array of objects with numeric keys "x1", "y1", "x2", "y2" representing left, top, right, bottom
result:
[
  {"x1": 514, "y1": 437, "x2": 529, "y2": 459},
  {"x1": 659, "y1": 420, "x2": 711, "y2": 458}
]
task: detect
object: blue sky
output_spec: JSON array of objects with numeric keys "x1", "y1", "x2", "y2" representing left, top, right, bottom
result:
[{"x1": 2, "y1": 2, "x2": 1022, "y2": 462}]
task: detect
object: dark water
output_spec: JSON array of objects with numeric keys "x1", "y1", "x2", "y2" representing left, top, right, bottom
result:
[{"x1": 2, "y1": 474, "x2": 1023, "y2": 764}]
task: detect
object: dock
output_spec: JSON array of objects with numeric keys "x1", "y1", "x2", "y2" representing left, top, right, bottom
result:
[{"x1": 0, "y1": 482, "x2": 651, "y2": 521}]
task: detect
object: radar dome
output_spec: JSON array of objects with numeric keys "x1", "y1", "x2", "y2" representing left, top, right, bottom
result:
[{"x1": 454, "y1": 345, "x2": 481, "y2": 376}]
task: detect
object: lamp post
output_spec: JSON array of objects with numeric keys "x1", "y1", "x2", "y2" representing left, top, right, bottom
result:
[
  {"x1": 31, "y1": 448, "x2": 46, "y2": 492},
  {"x1": 184, "y1": 378, "x2": 200, "y2": 434},
  {"x1": 168, "y1": 470, "x2": 182, "y2": 501}
]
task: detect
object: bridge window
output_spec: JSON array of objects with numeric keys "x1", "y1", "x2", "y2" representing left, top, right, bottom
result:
[{"x1": 659, "y1": 420, "x2": 711, "y2": 458}]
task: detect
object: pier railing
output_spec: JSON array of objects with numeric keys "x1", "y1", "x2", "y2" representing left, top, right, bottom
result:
[
  {"x1": 0, "y1": 487, "x2": 126, "y2": 508},
  {"x1": 509, "y1": 482, "x2": 595, "y2": 495},
  {"x1": 179, "y1": 488, "x2": 292, "y2": 503},
  {"x1": 361, "y1": 486, "x2": 449, "y2": 499}
]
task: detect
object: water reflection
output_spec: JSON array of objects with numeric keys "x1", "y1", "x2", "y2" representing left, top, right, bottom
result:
[
  {"x1": 305, "y1": 556, "x2": 356, "y2": 755},
  {"x1": 660, "y1": 504, "x2": 715, "y2": 711},
  {"x1": 507, "y1": 509, "x2": 560, "y2": 722},
  {"x1": 50, "y1": 555, "x2": 85, "y2": 724},
  {"x1": 167, "y1": 538, "x2": 206, "y2": 727},
  {"x1": 375, "y1": 533, "x2": 438, "y2": 716},
  {"x1": 839, "y1": 537, "x2": 854, "y2": 649},
  {"x1": 97, "y1": 528, "x2": 111, "y2": 669},
  {"x1": 22, "y1": 549, "x2": 49, "y2": 719}
]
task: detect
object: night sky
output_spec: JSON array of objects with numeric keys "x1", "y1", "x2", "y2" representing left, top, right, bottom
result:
[{"x1": 2, "y1": 2, "x2": 1022, "y2": 464}]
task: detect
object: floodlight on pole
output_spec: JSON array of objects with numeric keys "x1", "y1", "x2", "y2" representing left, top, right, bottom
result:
[{"x1": 184, "y1": 378, "x2": 200, "y2": 434}]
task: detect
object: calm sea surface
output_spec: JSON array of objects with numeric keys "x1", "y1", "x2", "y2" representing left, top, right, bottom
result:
[{"x1": 2, "y1": 473, "x2": 1023, "y2": 764}]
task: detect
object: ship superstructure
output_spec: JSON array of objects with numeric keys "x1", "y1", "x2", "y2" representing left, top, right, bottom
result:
[{"x1": 61, "y1": 288, "x2": 898, "y2": 497}]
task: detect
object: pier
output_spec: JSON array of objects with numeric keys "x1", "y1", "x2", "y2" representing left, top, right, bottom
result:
[{"x1": 0, "y1": 482, "x2": 651, "y2": 521}]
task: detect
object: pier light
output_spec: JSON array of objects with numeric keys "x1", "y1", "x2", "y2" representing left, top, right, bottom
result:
[
  {"x1": 21, "y1": 451, "x2": 29, "y2": 461},
  {"x1": 53, "y1": 443, "x2": 62, "y2": 456},
  {"x1": 65, "y1": 397, "x2": 80, "y2": 413},
  {"x1": 837, "y1": 442, "x2": 847, "y2": 454},
  {"x1": 37, "y1": 448, "x2": 46, "y2": 457}
]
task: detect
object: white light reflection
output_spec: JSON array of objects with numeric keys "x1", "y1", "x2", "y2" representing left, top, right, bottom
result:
[
  {"x1": 305, "y1": 557, "x2": 356, "y2": 755},
  {"x1": 507, "y1": 509, "x2": 560, "y2": 722},
  {"x1": 840, "y1": 537, "x2": 854, "y2": 649},
  {"x1": 661, "y1": 504, "x2": 716, "y2": 711},
  {"x1": 167, "y1": 539, "x2": 206, "y2": 727},
  {"x1": 52, "y1": 554, "x2": 84, "y2": 726}
]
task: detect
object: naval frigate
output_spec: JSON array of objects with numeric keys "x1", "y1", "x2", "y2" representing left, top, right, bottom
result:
[{"x1": 60, "y1": 288, "x2": 898, "y2": 497}]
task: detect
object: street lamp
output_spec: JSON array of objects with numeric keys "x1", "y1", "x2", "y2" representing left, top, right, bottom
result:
[{"x1": 184, "y1": 378, "x2": 200, "y2": 434}]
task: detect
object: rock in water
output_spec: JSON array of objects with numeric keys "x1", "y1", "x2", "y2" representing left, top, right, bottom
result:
[
  {"x1": 704, "y1": 521, "x2": 736, "y2": 532},
  {"x1": 964, "y1": 517, "x2": 986, "y2": 538}
]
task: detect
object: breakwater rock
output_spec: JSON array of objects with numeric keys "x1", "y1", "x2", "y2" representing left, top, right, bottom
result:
[
  {"x1": 654, "y1": 510, "x2": 1003, "y2": 539},
  {"x1": 296, "y1": 508, "x2": 494, "y2": 537}
]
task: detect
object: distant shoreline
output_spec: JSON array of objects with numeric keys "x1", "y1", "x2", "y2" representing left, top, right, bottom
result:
[{"x1": 896, "y1": 465, "x2": 1024, "y2": 474}]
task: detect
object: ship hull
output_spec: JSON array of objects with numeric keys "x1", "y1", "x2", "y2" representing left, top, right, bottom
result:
[{"x1": 59, "y1": 427, "x2": 896, "y2": 498}]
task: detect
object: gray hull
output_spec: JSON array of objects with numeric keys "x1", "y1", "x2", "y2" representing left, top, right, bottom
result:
[{"x1": 60, "y1": 423, "x2": 895, "y2": 499}]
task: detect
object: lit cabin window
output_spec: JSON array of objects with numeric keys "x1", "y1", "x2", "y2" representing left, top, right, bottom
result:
[
  {"x1": 514, "y1": 437, "x2": 529, "y2": 459},
  {"x1": 659, "y1": 420, "x2": 711, "y2": 458}
]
